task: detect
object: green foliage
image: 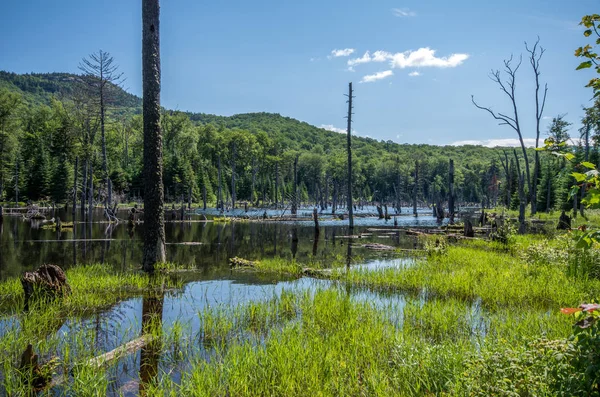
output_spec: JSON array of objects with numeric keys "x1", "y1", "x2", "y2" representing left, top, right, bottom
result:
[{"x1": 575, "y1": 14, "x2": 600, "y2": 96}]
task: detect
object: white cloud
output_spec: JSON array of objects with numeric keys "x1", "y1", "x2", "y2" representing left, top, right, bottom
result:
[
  {"x1": 329, "y1": 48, "x2": 355, "y2": 59},
  {"x1": 360, "y1": 70, "x2": 394, "y2": 83},
  {"x1": 408, "y1": 71, "x2": 421, "y2": 77},
  {"x1": 347, "y1": 47, "x2": 469, "y2": 70},
  {"x1": 320, "y1": 124, "x2": 346, "y2": 134},
  {"x1": 392, "y1": 8, "x2": 416, "y2": 17},
  {"x1": 450, "y1": 138, "x2": 537, "y2": 148},
  {"x1": 390, "y1": 47, "x2": 469, "y2": 68}
]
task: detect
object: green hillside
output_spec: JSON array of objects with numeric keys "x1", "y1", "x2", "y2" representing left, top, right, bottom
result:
[{"x1": 0, "y1": 70, "x2": 556, "y2": 211}]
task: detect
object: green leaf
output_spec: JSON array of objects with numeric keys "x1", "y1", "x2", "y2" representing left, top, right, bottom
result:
[
  {"x1": 581, "y1": 161, "x2": 596, "y2": 169},
  {"x1": 577, "y1": 61, "x2": 593, "y2": 70},
  {"x1": 570, "y1": 185, "x2": 581, "y2": 198},
  {"x1": 565, "y1": 153, "x2": 575, "y2": 161},
  {"x1": 584, "y1": 29, "x2": 593, "y2": 37},
  {"x1": 572, "y1": 172, "x2": 587, "y2": 182}
]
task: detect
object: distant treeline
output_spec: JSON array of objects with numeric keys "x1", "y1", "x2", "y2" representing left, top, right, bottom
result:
[{"x1": 0, "y1": 71, "x2": 594, "y2": 212}]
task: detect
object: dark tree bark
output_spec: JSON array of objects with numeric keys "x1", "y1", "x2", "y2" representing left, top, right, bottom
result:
[
  {"x1": 291, "y1": 155, "x2": 298, "y2": 215},
  {"x1": 142, "y1": 0, "x2": 166, "y2": 272},
  {"x1": 448, "y1": 158, "x2": 455, "y2": 223},
  {"x1": 88, "y1": 163, "x2": 93, "y2": 221},
  {"x1": 518, "y1": 172, "x2": 526, "y2": 234},
  {"x1": 202, "y1": 184, "x2": 207, "y2": 210},
  {"x1": 580, "y1": 123, "x2": 590, "y2": 216},
  {"x1": 217, "y1": 154, "x2": 222, "y2": 210},
  {"x1": 230, "y1": 140, "x2": 236, "y2": 209},
  {"x1": 274, "y1": 160, "x2": 279, "y2": 208},
  {"x1": 346, "y1": 82, "x2": 354, "y2": 229},
  {"x1": 413, "y1": 160, "x2": 418, "y2": 217},
  {"x1": 73, "y1": 157, "x2": 78, "y2": 222}
]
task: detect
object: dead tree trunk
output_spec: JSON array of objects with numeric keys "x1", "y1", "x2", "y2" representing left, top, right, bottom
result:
[
  {"x1": 413, "y1": 160, "x2": 418, "y2": 217},
  {"x1": 72, "y1": 157, "x2": 78, "y2": 221},
  {"x1": 188, "y1": 186, "x2": 192, "y2": 210},
  {"x1": 346, "y1": 82, "x2": 354, "y2": 229},
  {"x1": 580, "y1": 123, "x2": 590, "y2": 217},
  {"x1": 448, "y1": 158, "x2": 455, "y2": 224},
  {"x1": 251, "y1": 156, "x2": 257, "y2": 204},
  {"x1": 291, "y1": 155, "x2": 298, "y2": 215},
  {"x1": 231, "y1": 140, "x2": 236, "y2": 209},
  {"x1": 88, "y1": 163, "x2": 94, "y2": 221},
  {"x1": 202, "y1": 184, "x2": 207, "y2": 210},
  {"x1": 81, "y1": 159, "x2": 87, "y2": 218},
  {"x1": 142, "y1": 0, "x2": 167, "y2": 271},
  {"x1": 217, "y1": 155, "x2": 222, "y2": 210},
  {"x1": 526, "y1": 39, "x2": 548, "y2": 216},
  {"x1": 518, "y1": 171, "x2": 526, "y2": 234},
  {"x1": 546, "y1": 162, "x2": 552, "y2": 213},
  {"x1": 274, "y1": 160, "x2": 279, "y2": 208}
]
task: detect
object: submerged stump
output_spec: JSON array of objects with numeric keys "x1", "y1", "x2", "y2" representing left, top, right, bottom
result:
[
  {"x1": 21, "y1": 264, "x2": 70, "y2": 310},
  {"x1": 464, "y1": 219, "x2": 475, "y2": 238}
]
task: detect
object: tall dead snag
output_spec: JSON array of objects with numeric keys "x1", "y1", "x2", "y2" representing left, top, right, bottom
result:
[
  {"x1": 345, "y1": 82, "x2": 354, "y2": 229},
  {"x1": 448, "y1": 158, "x2": 455, "y2": 223},
  {"x1": 230, "y1": 140, "x2": 236, "y2": 209},
  {"x1": 217, "y1": 155, "x2": 222, "y2": 210},
  {"x1": 518, "y1": 172, "x2": 526, "y2": 234},
  {"x1": 72, "y1": 157, "x2": 78, "y2": 222},
  {"x1": 499, "y1": 151, "x2": 512, "y2": 207},
  {"x1": 291, "y1": 155, "x2": 298, "y2": 215},
  {"x1": 580, "y1": 113, "x2": 592, "y2": 216},
  {"x1": 142, "y1": 0, "x2": 166, "y2": 272},
  {"x1": 79, "y1": 50, "x2": 124, "y2": 207},
  {"x1": 395, "y1": 156, "x2": 402, "y2": 214},
  {"x1": 88, "y1": 163, "x2": 93, "y2": 221},
  {"x1": 525, "y1": 38, "x2": 548, "y2": 216},
  {"x1": 413, "y1": 160, "x2": 418, "y2": 217},
  {"x1": 472, "y1": 55, "x2": 533, "y2": 213}
]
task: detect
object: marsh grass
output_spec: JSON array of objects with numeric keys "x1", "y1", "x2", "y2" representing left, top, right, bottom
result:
[{"x1": 336, "y1": 239, "x2": 600, "y2": 309}]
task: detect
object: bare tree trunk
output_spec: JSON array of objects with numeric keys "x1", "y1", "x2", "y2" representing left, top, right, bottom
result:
[
  {"x1": 526, "y1": 39, "x2": 548, "y2": 216},
  {"x1": 14, "y1": 157, "x2": 18, "y2": 206},
  {"x1": 275, "y1": 160, "x2": 279, "y2": 208},
  {"x1": 332, "y1": 180, "x2": 337, "y2": 214},
  {"x1": 231, "y1": 141, "x2": 236, "y2": 209},
  {"x1": 81, "y1": 159, "x2": 87, "y2": 218},
  {"x1": 413, "y1": 160, "x2": 418, "y2": 217},
  {"x1": 546, "y1": 162, "x2": 552, "y2": 213},
  {"x1": 88, "y1": 163, "x2": 93, "y2": 221},
  {"x1": 251, "y1": 156, "x2": 256, "y2": 204},
  {"x1": 580, "y1": 124, "x2": 590, "y2": 216},
  {"x1": 142, "y1": 0, "x2": 166, "y2": 271},
  {"x1": 324, "y1": 172, "x2": 329, "y2": 210},
  {"x1": 346, "y1": 82, "x2": 354, "y2": 229},
  {"x1": 217, "y1": 155, "x2": 222, "y2": 210},
  {"x1": 518, "y1": 172, "x2": 526, "y2": 234},
  {"x1": 291, "y1": 155, "x2": 298, "y2": 215},
  {"x1": 73, "y1": 157, "x2": 78, "y2": 222},
  {"x1": 188, "y1": 186, "x2": 192, "y2": 210},
  {"x1": 202, "y1": 184, "x2": 206, "y2": 210},
  {"x1": 448, "y1": 158, "x2": 455, "y2": 223}
]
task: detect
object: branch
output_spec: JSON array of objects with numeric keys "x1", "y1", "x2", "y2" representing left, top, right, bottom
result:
[{"x1": 471, "y1": 96, "x2": 518, "y2": 131}]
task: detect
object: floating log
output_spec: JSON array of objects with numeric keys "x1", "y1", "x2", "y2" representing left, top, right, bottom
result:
[{"x1": 360, "y1": 243, "x2": 396, "y2": 251}]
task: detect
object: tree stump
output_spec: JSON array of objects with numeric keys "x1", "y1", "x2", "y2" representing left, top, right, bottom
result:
[
  {"x1": 19, "y1": 344, "x2": 50, "y2": 391},
  {"x1": 557, "y1": 211, "x2": 571, "y2": 230},
  {"x1": 464, "y1": 219, "x2": 475, "y2": 238},
  {"x1": 21, "y1": 264, "x2": 70, "y2": 310}
]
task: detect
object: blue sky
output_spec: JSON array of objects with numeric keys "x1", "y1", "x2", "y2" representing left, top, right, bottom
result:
[{"x1": 0, "y1": 0, "x2": 597, "y2": 146}]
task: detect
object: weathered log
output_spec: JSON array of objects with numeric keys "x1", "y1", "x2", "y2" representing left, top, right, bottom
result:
[
  {"x1": 21, "y1": 264, "x2": 70, "y2": 310},
  {"x1": 361, "y1": 243, "x2": 396, "y2": 251},
  {"x1": 229, "y1": 257, "x2": 256, "y2": 268},
  {"x1": 301, "y1": 268, "x2": 332, "y2": 278}
]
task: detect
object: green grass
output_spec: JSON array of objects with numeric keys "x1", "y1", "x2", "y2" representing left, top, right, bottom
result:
[{"x1": 334, "y1": 239, "x2": 600, "y2": 309}]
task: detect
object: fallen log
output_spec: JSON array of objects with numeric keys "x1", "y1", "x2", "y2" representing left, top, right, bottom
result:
[
  {"x1": 21, "y1": 264, "x2": 70, "y2": 310},
  {"x1": 360, "y1": 243, "x2": 396, "y2": 251},
  {"x1": 229, "y1": 257, "x2": 256, "y2": 268}
]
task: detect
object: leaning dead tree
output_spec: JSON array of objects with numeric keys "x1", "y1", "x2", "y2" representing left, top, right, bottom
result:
[
  {"x1": 448, "y1": 158, "x2": 455, "y2": 223},
  {"x1": 142, "y1": 0, "x2": 166, "y2": 272},
  {"x1": 472, "y1": 56, "x2": 531, "y2": 209},
  {"x1": 472, "y1": 38, "x2": 547, "y2": 216},
  {"x1": 79, "y1": 50, "x2": 124, "y2": 208},
  {"x1": 345, "y1": 82, "x2": 354, "y2": 229}
]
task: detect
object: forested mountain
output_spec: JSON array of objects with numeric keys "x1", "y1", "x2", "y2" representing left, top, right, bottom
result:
[{"x1": 0, "y1": 70, "x2": 593, "y2": 212}]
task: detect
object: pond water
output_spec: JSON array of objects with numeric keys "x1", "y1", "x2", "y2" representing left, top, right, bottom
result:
[
  {"x1": 0, "y1": 206, "x2": 449, "y2": 395},
  {"x1": 0, "y1": 206, "x2": 444, "y2": 280}
]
